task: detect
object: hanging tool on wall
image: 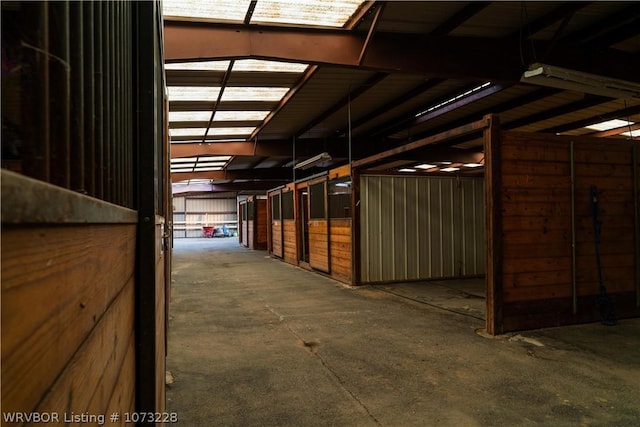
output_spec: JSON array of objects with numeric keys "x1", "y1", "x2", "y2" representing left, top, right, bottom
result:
[{"x1": 589, "y1": 185, "x2": 617, "y2": 326}]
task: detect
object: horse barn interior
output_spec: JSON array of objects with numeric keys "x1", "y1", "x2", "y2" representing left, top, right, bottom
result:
[{"x1": 2, "y1": 0, "x2": 640, "y2": 423}]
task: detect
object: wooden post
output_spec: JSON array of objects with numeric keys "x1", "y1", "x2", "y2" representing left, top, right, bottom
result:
[{"x1": 484, "y1": 114, "x2": 503, "y2": 335}]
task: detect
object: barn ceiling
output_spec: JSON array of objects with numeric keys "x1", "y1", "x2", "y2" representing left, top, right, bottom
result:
[{"x1": 162, "y1": 1, "x2": 640, "y2": 194}]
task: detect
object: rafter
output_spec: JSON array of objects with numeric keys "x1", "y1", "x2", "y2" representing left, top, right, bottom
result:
[{"x1": 171, "y1": 168, "x2": 294, "y2": 183}]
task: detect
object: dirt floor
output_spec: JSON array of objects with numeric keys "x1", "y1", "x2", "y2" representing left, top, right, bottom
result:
[{"x1": 166, "y1": 238, "x2": 640, "y2": 426}]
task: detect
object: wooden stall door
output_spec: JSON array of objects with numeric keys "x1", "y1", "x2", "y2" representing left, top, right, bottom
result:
[{"x1": 308, "y1": 180, "x2": 330, "y2": 273}]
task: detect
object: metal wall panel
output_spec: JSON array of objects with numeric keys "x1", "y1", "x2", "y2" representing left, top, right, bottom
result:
[
  {"x1": 173, "y1": 196, "x2": 238, "y2": 238},
  {"x1": 360, "y1": 175, "x2": 485, "y2": 283}
]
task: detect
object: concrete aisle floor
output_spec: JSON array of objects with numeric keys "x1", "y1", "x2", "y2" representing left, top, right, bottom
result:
[{"x1": 166, "y1": 238, "x2": 640, "y2": 427}]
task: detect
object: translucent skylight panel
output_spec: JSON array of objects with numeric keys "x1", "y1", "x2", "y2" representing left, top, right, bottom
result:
[
  {"x1": 165, "y1": 61, "x2": 231, "y2": 71},
  {"x1": 195, "y1": 167, "x2": 224, "y2": 172},
  {"x1": 169, "y1": 111, "x2": 213, "y2": 122},
  {"x1": 162, "y1": 0, "x2": 251, "y2": 22},
  {"x1": 167, "y1": 87, "x2": 221, "y2": 102},
  {"x1": 585, "y1": 119, "x2": 634, "y2": 131},
  {"x1": 622, "y1": 129, "x2": 640, "y2": 137},
  {"x1": 221, "y1": 87, "x2": 290, "y2": 101},
  {"x1": 171, "y1": 167, "x2": 195, "y2": 173},
  {"x1": 196, "y1": 162, "x2": 228, "y2": 168},
  {"x1": 171, "y1": 157, "x2": 199, "y2": 163},
  {"x1": 250, "y1": 0, "x2": 365, "y2": 28},
  {"x1": 199, "y1": 156, "x2": 232, "y2": 162},
  {"x1": 232, "y1": 59, "x2": 308, "y2": 73},
  {"x1": 170, "y1": 127, "x2": 256, "y2": 137},
  {"x1": 169, "y1": 111, "x2": 271, "y2": 123}
]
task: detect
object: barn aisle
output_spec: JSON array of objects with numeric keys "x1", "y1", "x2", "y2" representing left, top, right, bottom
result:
[{"x1": 166, "y1": 238, "x2": 640, "y2": 426}]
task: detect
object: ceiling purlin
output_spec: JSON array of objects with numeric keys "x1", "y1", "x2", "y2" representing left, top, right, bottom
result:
[
  {"x1": 365, "y1": 81, "x2": 490, "y2": 139},
  {"x1": 507, "y1": 2, "x2": 592, "y2": 40},
  {"x1": 248, "y1": 65, "x2": 319, "y2": 141},
  {"x1": 295, "y1": 72, "x2": 389, "y2": 139},
  {"x1": 430, "y1": 2, "x2": 491, "y2": 36},
  {"x1": 170, "y1": 137, "x2": 350, "y2": 158},
  {"x1": 585, "y1": 17, "x2": 640, "y2": 50},
  {"x1": 202, "y1": 59, "x2": 234, "y2": 143},
  {"x1": 164, "y1": 23, "x2": 639, "y2": 83},
  {"x1": 172, "y1": 167, "x2": 295, "y2": 182},
  {"x1": 562, "y1": 3, "x2": 640, "y2": 46},
  {"x1": 336, "y1": 78, "x2": 445, "y2": 139},
  {"x1": 503, "y1": 95, "x2": 611, "y2": 130},
  {"x1": 542, "y1": 104, "x2": 640, "y2": 134}
]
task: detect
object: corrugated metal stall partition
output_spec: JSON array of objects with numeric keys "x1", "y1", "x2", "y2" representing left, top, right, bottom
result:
[{"x1": 360, "y1": 175, "x2": 484, "y2": 283}]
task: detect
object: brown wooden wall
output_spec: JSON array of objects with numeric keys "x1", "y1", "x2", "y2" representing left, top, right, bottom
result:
[
  {"x1": 330, "y1": 219, "x2": 352, "y2": 282},
  {"x1": 272, "y1": 221, "x2": 283, "y2": 257},
  {"x1": 309, "y1": 220, "x2": 330, "y2": 272},
  {"x1": 488, "y1": 131, "x2": 639, "y2": 333},
  {"x1": 283, "y1": 220, "x2": 297, "y2": 264},
  {"x1": 1, "y1": 189, "x2": 139, "y2": 423}
]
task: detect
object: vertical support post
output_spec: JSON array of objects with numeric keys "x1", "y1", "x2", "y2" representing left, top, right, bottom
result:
[
  {"x1": 634, "y1": 144, "x2": 639, "y2": 308},
  {"x1": 570, "y1": 141, "x2": 577, "y2": 314},
  {"x1": 484, "y1": 113, "x2": 502, "y2": 335},
  {"x1": 352, "y1": 167, "x2": 361, "y2": 285},
  {"x1": 133, "y1": 0, "x2": 164, "y2": 415}
]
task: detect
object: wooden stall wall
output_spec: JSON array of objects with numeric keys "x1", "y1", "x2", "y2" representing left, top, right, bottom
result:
[
  {"x1": 308, "y1": 179, "x2": 330, "y2": 272},
  {"x1": 282, "y1": 189, "x2": 298, "y2": 264},
  {"x1": 1, "y1": 172, "x2": 138, "y2": 424},
  {"x1": 488, "y1": 131, "x2": 640, "y2": 333},
  {"x1": 1, "y1": 0, "x2": 168, "y2": 419}
]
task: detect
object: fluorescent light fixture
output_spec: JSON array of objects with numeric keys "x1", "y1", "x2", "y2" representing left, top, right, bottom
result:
[
  {"x1": 585, "y1": 119, "x2": 634, "y2": 131},
  {"x1": 441, "y1": 167, "x2": 460, "y2": 172},
  {"x1": 438, "y1": 161, "x2": 452, "y2": 165},
  {"x1": 622, "y1": 129, "x2": 640, "y2": 138},
  {"x1": 521, "y1": 63, "x2": 640, "y2": 99},
  {"x1": 415, "y1": 163, "x2": 437, "y2": 170},
  {"x1": 398, "y1": 168, "x2": 416, "y2": 173},
  {"x1": 294, "y1": 152, "x2": 332, "y2": 170},
  {"x1": 463, "y1": 163, "x2": 484, "y2": 168}
]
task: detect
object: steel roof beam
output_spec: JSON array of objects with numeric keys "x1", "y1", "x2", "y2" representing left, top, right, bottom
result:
[{"x1": 164, "y1": 22, "x2": 640, "y2": 83}]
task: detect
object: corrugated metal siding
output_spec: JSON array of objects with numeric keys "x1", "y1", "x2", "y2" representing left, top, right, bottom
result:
[
  {"x1": 360, "y1": 175, "x2": 484, "y2": 283},
  {"x1": 173, "y1": 196, "x2": 237, "y2": 238}
]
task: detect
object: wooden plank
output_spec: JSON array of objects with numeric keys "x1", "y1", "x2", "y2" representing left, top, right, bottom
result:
[
  {"x1": 1, "y1": 224, "x2": 136, "y2": 415},
  {"x1": 36, "y1": 278, "x2": 135, "y2": 416},
  {"x1": 104, "y1": 332, "x2": 136, "y2": 426}
]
